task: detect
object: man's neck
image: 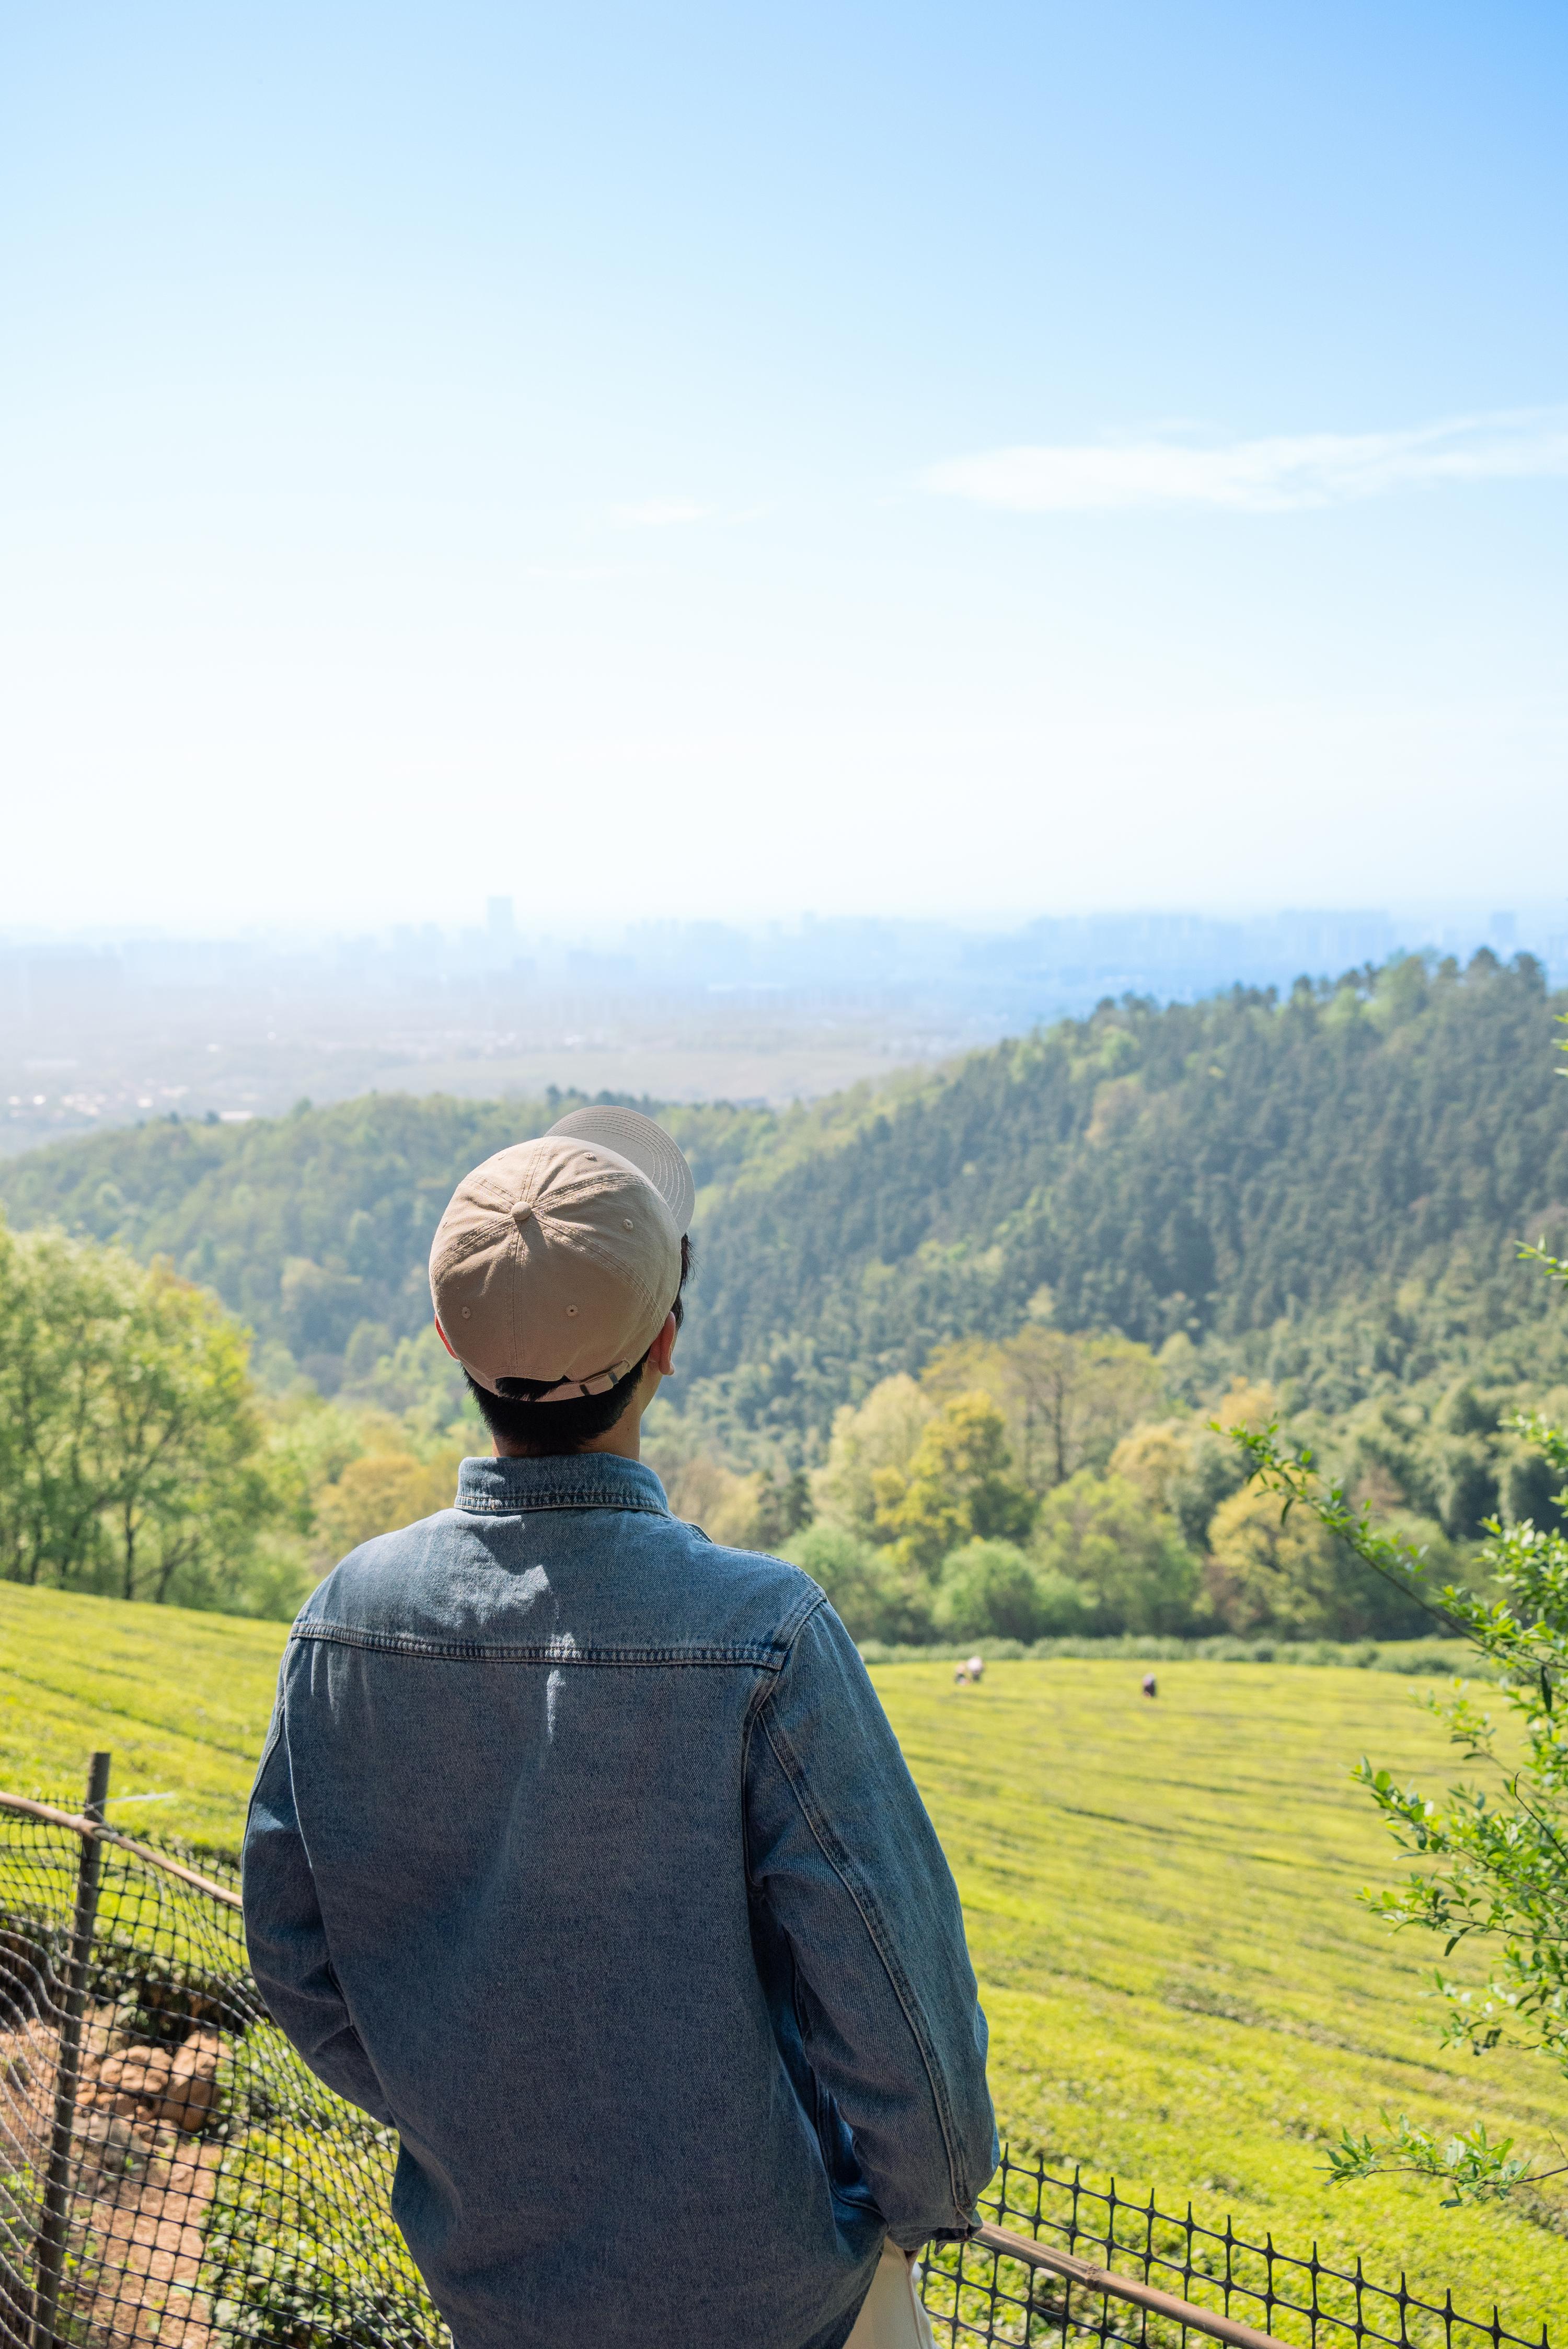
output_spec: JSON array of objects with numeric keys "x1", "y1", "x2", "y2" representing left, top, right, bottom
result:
[
  {"x1": 491, "y1": 1419, "x2": 642, "y2": 1464},
  {"x1": 490, "y1": 1366, "x2": 655, "y2": 1463}
]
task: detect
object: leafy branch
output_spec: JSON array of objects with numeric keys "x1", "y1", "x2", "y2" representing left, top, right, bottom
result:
[{"x1": 1325, "y1": 2113, "x2": 1568, "y2": 2205}]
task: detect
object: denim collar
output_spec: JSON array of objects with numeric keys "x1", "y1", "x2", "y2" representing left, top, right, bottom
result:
[{"x1": 454, "y1": 1452, "x2": 671, "y2": 1517}]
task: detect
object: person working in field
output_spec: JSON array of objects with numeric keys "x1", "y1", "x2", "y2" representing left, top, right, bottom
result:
[{"x1": 243, "y1": 1107, "x2": 996, "y2": 2349}]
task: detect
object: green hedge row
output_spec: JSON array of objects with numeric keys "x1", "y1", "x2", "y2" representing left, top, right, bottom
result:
[{"x1": 857, "y1": 1632, "x2": 1492, "y2": 1673}]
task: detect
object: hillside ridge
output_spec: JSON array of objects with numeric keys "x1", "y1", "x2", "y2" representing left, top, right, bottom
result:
[{"x1": 2, "y1": 953, "x2": 1563, "y2": 1440}]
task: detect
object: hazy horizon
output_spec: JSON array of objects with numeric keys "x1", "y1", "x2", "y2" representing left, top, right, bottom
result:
[
  {"x1": 5, "y1": 900, "x2": 1560, "y2": 1159},
  {"x1": 3, "y1": 896, "x2": 1564, "y2": 951}
]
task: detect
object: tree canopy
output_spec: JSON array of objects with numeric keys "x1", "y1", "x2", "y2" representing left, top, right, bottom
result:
[{"x1": 0, "y1": 1223, "x2": 282, "y2": 1607}]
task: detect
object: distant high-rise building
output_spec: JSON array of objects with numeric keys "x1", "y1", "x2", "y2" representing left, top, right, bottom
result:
[
  {"x1": 1489, "y1": 909, "x2": 1518, "y2": 950},
  {"x1": 487, "y1": 896, "x2": 515, "y2": 939}
]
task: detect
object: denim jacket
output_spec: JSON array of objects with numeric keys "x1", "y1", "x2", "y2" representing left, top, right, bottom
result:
[{"x1": 243, "y1": 1453, "x2": 997, "y2": 2349}]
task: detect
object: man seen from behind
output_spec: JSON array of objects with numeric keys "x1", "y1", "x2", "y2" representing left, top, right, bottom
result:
[{"x1": 243, "y1": 1107, "x2": 997, "y2": 2349}]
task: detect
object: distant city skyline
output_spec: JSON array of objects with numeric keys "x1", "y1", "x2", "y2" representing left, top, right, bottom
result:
[{"x1": 1, "y1": 899, "x2": 1562, "y2": 954}]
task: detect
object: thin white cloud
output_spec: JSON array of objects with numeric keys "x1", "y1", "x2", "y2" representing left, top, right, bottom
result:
[
  {"x1": 925, "y1": 409, "x2": 1568, "y2": 514},
  {"x1": 610, "y1": 498, "x2": 712, "y2": 527}
]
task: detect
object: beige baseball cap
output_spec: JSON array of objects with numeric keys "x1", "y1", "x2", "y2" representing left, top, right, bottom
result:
[{"x1": 429, "y1": 1107, "x2": 693, "y2": 1402}]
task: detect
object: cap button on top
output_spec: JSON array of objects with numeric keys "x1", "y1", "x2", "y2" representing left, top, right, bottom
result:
[{"x1": 511, "y1": 1201, "x2": 533, "y2": 1231}]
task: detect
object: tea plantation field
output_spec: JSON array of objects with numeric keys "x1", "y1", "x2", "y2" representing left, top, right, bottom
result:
[
  {"x1": 1, "y1": 1582, "x2": 1561, "y2": 2324},
  {"x1": 875, "y1": 1659, "x2": 1565, "y2": 2326},
  {"x1": 0, "y1": 1582, "x2": 282, "y2": 1846}
]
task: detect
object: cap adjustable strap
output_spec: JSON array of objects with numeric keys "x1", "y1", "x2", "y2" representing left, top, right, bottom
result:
[{"x1": 521, "y1": 1358, "x2": 635, "y2": 1404}]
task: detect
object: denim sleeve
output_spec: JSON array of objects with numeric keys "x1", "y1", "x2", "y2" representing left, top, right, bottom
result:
[
  {"x1": 745, "y1": 1600, "x2": 997, "y2": 2251},
  {"x1": 241, "y1": 1687, "x2": 395, "y2": 2128}
]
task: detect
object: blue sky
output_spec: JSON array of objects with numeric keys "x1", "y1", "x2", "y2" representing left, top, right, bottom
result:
[{"x1": 2, "y1": 2, "x2": 1565, "y2": 926}]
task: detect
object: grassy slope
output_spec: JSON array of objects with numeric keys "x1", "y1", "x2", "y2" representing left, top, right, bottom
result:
[
  {"x1": 875, "y1": 1658, "x2": 1564, "y2": 2325},
  {"x1": 1, "y1": 1585, "x2": 1558, "y2": 2321},
  {"x1": 0, "y1": 1583, "x2": 284, "y2": 1848}
]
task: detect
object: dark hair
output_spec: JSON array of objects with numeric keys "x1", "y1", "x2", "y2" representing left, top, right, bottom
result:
[{"x1": 466, "y1": 1235, "x2": 691, "y2": 1457}]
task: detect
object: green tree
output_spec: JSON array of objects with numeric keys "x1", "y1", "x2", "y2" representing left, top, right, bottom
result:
[
  {"x1": 1001, "y1": 1326, "x2": 1165, "y2": 1490},
  {"x1": 1108, "y1": 1380, "x2": 1271, "y2": 1553},
  {"x1": 0, "y1": 1217, "x2": 284, "y2": 1607},
  {"x1": 101, "y1": 1259, "x2": 280, "y2": 1603},
  {"x1": 752, "y1": 1466, "x2": 813, "y2": 1551},
  {"x1": 932, "y1": 1539, "x2": 1089, "y2": 1643},
  {"x1": 811, "y1": 1376, "x2": 935, "y2": 1541},
  {"x1": 873, "y1": 1391, "x2": 1036, "y2": 1577},
  {"x1": 313, "y1": 1450, "x2": 459, "y2": 1563},
  {"x1": 1032, "y1": 1470, "x2": 1202, "y2": 1634},
  {"x1": 786, "y1": 1523, "x2": 931, "y2": 1644},
  {"x1": 0, "y1": 1220, "x2": 117, "y2": 1587},
  {"x1": 1205, "y1": 1480, "x2": 1430, "y2": 1640},
  {"x1": 923, "y1": 1326, "x2": 1165, "y2": 1495}
]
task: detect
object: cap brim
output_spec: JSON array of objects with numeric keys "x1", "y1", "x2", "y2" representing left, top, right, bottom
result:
[{"x1": 545, "y1": 1106, "x2": 695, "y2": 1234}]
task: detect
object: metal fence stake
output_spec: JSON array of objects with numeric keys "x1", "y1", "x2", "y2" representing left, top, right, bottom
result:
[{"x1": 30, "y1": 1751, "x2": 111, "y2": 2349}]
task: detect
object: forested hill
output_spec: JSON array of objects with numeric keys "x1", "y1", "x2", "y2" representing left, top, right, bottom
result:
[
  {"x1": 2, "y1": 953, "x2": 1564, "y2": 1438},
  {"x1": 677, "y1": 953, "x2": 1568, "y2": 1434},
  {"x1": 0, "y1": 1086, "x2": 809, "y2": 1384}
]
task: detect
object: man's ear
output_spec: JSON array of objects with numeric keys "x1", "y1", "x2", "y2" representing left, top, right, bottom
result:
[
  {"x1": 648, "y1": 1310, "x2": 678, "y2": 1378},
  {"x1": 434, "y1": 1314, "x2": 459, "y2": 1363}
]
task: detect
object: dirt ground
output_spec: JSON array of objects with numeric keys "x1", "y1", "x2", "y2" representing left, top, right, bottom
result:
[{"x1": 2, "y1": 2004, "x2": 224, "y2": 2346}]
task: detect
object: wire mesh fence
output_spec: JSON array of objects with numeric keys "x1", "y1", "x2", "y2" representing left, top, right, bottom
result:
[
  {"x1": 921, "y1": 2152, "x2": 1553, "y2": 2348},
  {"x1": 1, "y1": 1767, "x2": 445, "y2": 2349},
  {"x1": 0, "y1": 1763, "x2": 1551, "y2": 2349}
]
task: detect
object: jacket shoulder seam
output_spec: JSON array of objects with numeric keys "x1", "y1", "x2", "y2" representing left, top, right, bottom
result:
[
  {"x1": 775, "y1": 1582, "x2": 828, "y2": 1655},
  {"x1": 290, "y1": 1622, "x2": 789, "y2": 1668}
]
